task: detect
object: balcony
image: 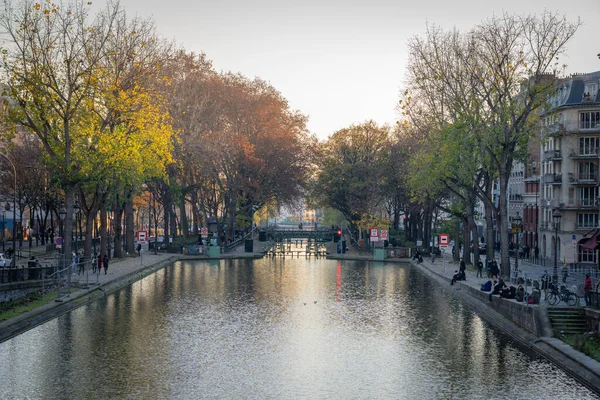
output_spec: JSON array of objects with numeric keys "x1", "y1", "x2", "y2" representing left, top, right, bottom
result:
[
  {"x1": 542, "y1": 173, "x2": 562, "y2": 184},
  {"x1": 543, "y1": 149, "x2": 562, "y2": 161},
  {"x1": 570, "y1": 149, "x2": 600, "y2": 159},
  {"x1": 543, "y1": 122, "x2": 566, "y2": 136},
  {"x1": 568, "y1": 172, "x2": 598, "y2": 185},
  {"x1": 544, "y1": 121, "x2": 600, "y2": 135}
]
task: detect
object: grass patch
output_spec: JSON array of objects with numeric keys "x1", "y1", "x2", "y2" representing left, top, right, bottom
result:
[
  {"x1": 560, "y1": 333, "x2": 600, "y2": 362},
  {"x1": 0, "y1": 288, "x2": 71, "y2": 323}
]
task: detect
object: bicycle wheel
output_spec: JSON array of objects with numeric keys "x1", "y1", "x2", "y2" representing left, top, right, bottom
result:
[
  {"x1": 546, "y1": 292, "x2": 559, "y2": 306},
  {"x1": 566, "y1": 293, "x2": 579, "y2": 307}
]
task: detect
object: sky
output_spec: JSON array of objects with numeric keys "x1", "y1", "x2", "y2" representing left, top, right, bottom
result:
[{"x1": 116, "y1": 0, "x2": 600, "y2": 139}]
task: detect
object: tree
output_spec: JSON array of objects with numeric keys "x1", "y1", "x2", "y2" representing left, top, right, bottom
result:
[
  {"x1": 0, "y1": 0, "x2": 120, "y2": 263},
  {"x1": 403, "y1": 12, "x2": 580, "y2": 277},
  {"x1": 313, "y1": 121, "x2": 391, "y2": 232}
]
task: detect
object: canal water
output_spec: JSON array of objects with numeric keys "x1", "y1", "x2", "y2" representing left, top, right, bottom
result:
[{"x1": 0, "y1": 258, "x2": 596, "y2": 399}]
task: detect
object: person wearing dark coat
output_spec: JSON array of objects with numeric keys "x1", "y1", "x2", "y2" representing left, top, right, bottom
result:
[
  {"x1": 490, "y1": 261, "x2": 499, "y2": 279},
  {"x1": 103, "y1": 255, "x2": 109, "y2": 275}
]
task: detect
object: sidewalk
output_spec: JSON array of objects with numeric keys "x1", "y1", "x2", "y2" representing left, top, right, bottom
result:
[{"x1": 0, "y1": 245, "x2": 177, "y2": 343}]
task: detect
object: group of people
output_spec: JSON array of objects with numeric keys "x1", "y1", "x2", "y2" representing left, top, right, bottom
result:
[
  {"x1": 92, "y1": 254, "x2": 110, "y2": 275},
  {"x1": 485, "y1": 279, "x2": 531, "y2": 303}
]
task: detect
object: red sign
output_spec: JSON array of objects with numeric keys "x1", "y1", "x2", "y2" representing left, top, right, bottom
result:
[
  {"x1": 370, "y1": 228, "x2": 378, "y2": 238},
  {"x1": 136, "y1": 230, "x2": 148, "y2": 243},
  {"x1": 55, "y1": 236, "x2": 63, "y2": 249},
  {"x1": 381, "y1": 229, "x2": 388, "y2": 240},
  {"x1": 201, "y1": 227, "x2": 208, "y2": 238},
  {"x1": 439, "y1": 234, "x2": 449, "y2": 246}
]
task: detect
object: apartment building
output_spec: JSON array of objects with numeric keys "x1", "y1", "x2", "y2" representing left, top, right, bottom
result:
[{"x1": 540, "y1": 71, "x2": 600, "y2": 265}]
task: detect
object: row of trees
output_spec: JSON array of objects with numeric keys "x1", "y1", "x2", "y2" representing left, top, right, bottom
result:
[
  {"x1": 309, "y1": 12, "x2": 580, "y2": 279},
  {"x1": 0, "y1": 0, "x2": 310, "y2": 263}
]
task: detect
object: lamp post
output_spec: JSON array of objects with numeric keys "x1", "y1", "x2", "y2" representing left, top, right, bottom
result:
[
  {"x1": 513, "y1": 212, "x2": 522, "y2": 280},
  {"x1": 58, "y1": 204, "x2": 66, "y2": 300},
  {"x1": 1, "y1": 206, "x2": 5, "y2": 253},
  {"x1": 552, "y1": 208, "x2": 562, "y2": 284},
  {"x1": 0, "y1": 154, "x2": 17, "y2": 268}
]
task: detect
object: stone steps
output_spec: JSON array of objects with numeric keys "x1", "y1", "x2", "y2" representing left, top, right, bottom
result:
[{"x1": 547, "y1": 307, "x2": 588, "y2": 335}]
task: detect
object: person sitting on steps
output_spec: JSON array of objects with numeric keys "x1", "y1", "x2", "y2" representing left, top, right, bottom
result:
[{"x1": 451, "y1": 269, "x2": 466, "y2": 285}]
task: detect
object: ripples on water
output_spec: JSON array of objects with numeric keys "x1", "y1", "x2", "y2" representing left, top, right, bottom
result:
[{"x1": 0, "y1": 258, "x2": 596, "y2": 399}]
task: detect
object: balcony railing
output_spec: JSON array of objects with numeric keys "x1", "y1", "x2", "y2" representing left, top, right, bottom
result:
[
  {"x1": 543, "y1": 121, "x2": 600, "y2": 134},
  {"x1": 543, "y1": 149, "x2": 562, "y2": 160},
  {"x1": 542, "y1": 173, "x2": 562, "y2": 184},
  {"x1": 568, "y1": 173, "x2": 598, "y2": 184},
  {"x1": 570, "y1": 149, "x2": 600, "y2": 159}
]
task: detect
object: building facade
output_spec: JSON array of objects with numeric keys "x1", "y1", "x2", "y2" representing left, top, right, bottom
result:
[{"x1": 540, "y1": 71, "x2": 600, "y2": 265}]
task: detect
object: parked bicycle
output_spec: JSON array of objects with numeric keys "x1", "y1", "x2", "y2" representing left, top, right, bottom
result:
[{"x1": 545, "y1": 283, "x2": 580, "y2": 306}]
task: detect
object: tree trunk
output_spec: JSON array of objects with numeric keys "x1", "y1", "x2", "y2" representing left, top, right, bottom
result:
[
  {"x1": 125, "y1": 198, "x2": 135, "y2": 254},
  {"x1": 179, "y1": 195, "x2": 188, "y2": 238},
  {"x1": 499, "y1": 166, "x2": 510, "y2": 279},
  {"x1": 113, "y1": 201, "x2": 123, "y2": 258}
]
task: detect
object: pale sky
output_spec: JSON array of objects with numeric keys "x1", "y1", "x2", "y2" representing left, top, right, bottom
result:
[{"x1": 117, "y1": 0, "x2": 600, "y2": 139}]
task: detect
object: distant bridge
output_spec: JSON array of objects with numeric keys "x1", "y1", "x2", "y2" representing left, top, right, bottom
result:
[{"x1": 263, "y1": 227, "x2": 333, "y2": 243}]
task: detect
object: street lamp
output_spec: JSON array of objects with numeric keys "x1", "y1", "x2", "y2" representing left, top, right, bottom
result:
[
  {"x1": 513, "y1": 212, "x2": 522, "y2": 280},
  {"x1": 58, "y1": 204, "x2": 66, "y2": 249},
  {"x1": 1, "y1": 204, "x2": 5, "y2": 253},
  {"x1": 57, "y1": 204, "x2": 66, "y2": 300},
  {"x1": 0, "y1": 154, "x2": 17, "y2": 268},
  {"x1": 552, "y1": 208, "x2": 562, "y2": 284}
]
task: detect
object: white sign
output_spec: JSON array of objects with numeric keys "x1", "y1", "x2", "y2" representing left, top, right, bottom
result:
[
  {"x1": 201, "y1": 227, "x2": 208, "y2": 238},
  {"x1": 416, "y1": 240, "x2": 423, "y2": 246},
  {"x1": 572, "y1": 240, "x2": 577, "y2": 248},
  {"x1": 380, "y1": 229, "x2": 388, "y2": 240},
  {"x1": 370, "y1": 228, "x2": 378, "y2": 238}
]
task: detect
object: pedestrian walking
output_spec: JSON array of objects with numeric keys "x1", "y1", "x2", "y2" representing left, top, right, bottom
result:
[
  {"x1": 136, "y1": 243, "x2": 142, "y2": 257},
  {"x1": 476, "y1": 260, "x2": 483, "y2": 278},
  {"x1": 103, "y1": 254, "x2": 109, "y2": 275},
  {"x1": 71, "y1": 251, "x2": 77, "y2": 275},
  {"x1": 584, "y1": 274, "x2": 593, "y2": 307},
  {"x1": 97, "y1": 254, "x2": 102, "y2": 275}
]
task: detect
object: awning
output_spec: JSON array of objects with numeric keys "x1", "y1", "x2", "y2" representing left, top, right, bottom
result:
[{"x1": 581, "y1": 235, "x2": 599, "y2": 250}]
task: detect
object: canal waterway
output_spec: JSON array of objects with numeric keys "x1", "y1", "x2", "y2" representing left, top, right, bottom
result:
[{"x1": 0, "y1": 258, "x2": 596, "y2": 399}]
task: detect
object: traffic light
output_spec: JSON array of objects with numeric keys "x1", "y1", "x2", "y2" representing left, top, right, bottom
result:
[{"x1": 333, "y1": 229, "x2": 341, "y2": 242}]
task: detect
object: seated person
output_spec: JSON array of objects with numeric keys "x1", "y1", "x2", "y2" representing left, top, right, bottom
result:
[
  {"x1": 516, "y1": 285, "x2": 525, "y2": 302},
  {"x1": 480, "y1": 280, "x2": 492, "y2": 292},
  {"x1": 412, "y1": 250, "x2": 421, "y2": 261},
  {"x1": 489, "y1": 279, "x2": 507, "y2": 301},
  {"x1": 450, "y1": 270, "x2": 466, "y2": 285}
]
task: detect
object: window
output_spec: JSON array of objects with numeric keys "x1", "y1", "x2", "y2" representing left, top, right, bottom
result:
[
  {"x1": 578, "y1": 162, "x2": 597, "y2": 180},
  {"x1": 580, "y1": 111, "x2": 600, "y2": 129},
  {"x1": 578, "y1": 187, "x2": 598, "y2": 206},
  {"x1": 577, "y1": 213, "x2": 598, "y2": 228},
  {"x1": 579, "y1": 137, "x2": 599, "y2": 155},
  {"x1": 585, "y1": 83, "x2": 598, "y2": 96},
  {"x1": 579, "y1": 248, "x2": 597, "y2": 263}
]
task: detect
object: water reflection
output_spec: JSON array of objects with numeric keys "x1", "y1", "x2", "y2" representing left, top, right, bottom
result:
[{"x1": 0, "y1": 258, "x2": 596, "y2": 399}]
